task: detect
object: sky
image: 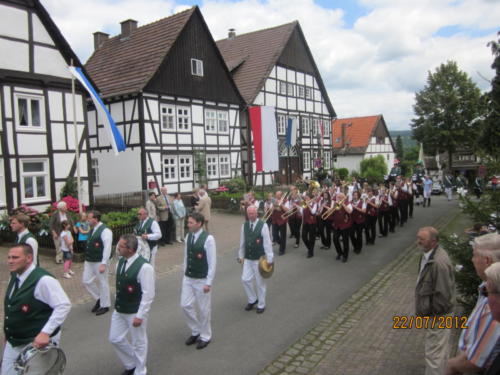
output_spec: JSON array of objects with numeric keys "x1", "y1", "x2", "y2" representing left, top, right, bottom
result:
[{"x1": 42, "y1": 0, "x2": 500, "y2": 130}]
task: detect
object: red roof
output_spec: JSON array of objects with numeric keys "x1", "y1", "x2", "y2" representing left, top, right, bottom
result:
[{"x1": 332, "y1": 115, "x2": 382, "y2": 152}]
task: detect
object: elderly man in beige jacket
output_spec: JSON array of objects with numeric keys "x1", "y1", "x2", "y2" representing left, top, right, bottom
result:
[{"x1": 195, "y1": 189, "x2": 212, "y2": 232}]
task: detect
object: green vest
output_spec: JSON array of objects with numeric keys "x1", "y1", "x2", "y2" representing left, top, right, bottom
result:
[
  {"x1": 134, "y1": 218, "x2": 158, "y2": 249},
  {"x1": 244, "y1": 220, "x2": 265, "y2": 260},
  {"x1": 4, "y1": 268, "x2": 59, "y2": 347},
  {"x1": 115, "y1": 256, "x2": 147, "y2": 314},
  {"x1": 185, "y1": 231, "x2": 209, "y2": 279},
  {"x1": 17, "y1": 231, "x2": 39, "y2": 267},
  {"x1": 85, "y1": 224, "x2": 108, "y2": 262}
]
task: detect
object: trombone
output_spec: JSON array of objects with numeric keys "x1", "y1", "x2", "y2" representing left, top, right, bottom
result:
[
  {"x1": 262, "y1": 192, "x2": 289, "y2": 221},
  {"x1": 321, "y1": 197, "x2": 346, "y2": 220}
]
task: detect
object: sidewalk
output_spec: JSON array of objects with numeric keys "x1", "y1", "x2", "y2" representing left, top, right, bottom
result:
[{"x1": 259, "y1": 207, "x2": 462, "y2": 375}]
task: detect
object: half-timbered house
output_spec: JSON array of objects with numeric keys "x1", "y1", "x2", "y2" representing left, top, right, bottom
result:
[
  {"x1": 85, "y1": 6, "x2": 244, "y2": 195},
  {"x1": 0, "y1": 0, "x2": 90, "y2": 212},
  {"x1": 217, "y1": 22, "x2": 336, "y2": 186},
  {"x1": 332, "y1": 115, "x2": 396, "y2": 173}
]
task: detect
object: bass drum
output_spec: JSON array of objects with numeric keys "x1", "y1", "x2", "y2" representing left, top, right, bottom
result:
[{"x1": 15, "y1": 343, "x2": 66, "y2": 374}]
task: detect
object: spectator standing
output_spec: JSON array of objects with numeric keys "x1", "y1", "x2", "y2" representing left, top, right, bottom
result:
[
  {"x1": 49, "y1": 201, "x2": 74, "y2": 264},
  {"x1": 74, "y1": 212, "x2": 90, "y2": 253},
  {"x1": 195, "y1": 189, "x2": 212, "y2": 233},
  {"x1": 157, "y1": 186, "x2": 174, "y2": 245},
  {"x1": 173, "y1": 193, "x2": 187, "y2": 243},
  {"x1": 145, "y1": 192, "x2": 158, "y2": 221}
]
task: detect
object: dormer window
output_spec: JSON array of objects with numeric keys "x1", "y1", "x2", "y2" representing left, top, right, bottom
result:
[{"x1": 191, "y1": 58, "x2": 204, "y2": 77}]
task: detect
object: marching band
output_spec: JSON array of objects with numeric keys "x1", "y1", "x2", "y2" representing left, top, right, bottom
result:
[{"x1": 239, "y1": 176, "x2": 419, "y2": 263}]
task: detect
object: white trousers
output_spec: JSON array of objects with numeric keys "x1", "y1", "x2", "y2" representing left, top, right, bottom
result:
[
  {"x1": 149, "y1": 246, "x2": 158, "y2": 270},
  {"x1": 180, "y1": 277, "x2": 212, "y2": 342},
  {"x1": 109, "y1": 311, "x2": 148, "y2": 375},
  {"x1": 82, "y1": 261, "x2": 111, "y2": 308},
  {"x1": 53, "y1": 234, "x2": 62, "y2": 263},
  {"x1": 445, "y1": 187, "x2": 452, "y2": 200},
  {"x1": 424, "y1": 323, "x2": 451, "y2": 375},
  {"x1": 1, "y1": 332, "x2": 61, "y2": 375},
  {"x1": 175, "y1": 219, "x2": 185, "y2": 242},
  {"x1": 241, "y1": 259, "x2": 267, "y2": 309}
]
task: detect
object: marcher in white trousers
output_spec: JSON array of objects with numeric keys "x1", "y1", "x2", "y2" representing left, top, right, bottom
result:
[
  {"x1": 180, "y1": 277, "x2": 212, "y2": 342},
  {"x1": 241, "y1": 260, "x2": 267, "y2": 309},
  {"x1": 83, "y1": 261, "x2": 111, "y2": 307}
]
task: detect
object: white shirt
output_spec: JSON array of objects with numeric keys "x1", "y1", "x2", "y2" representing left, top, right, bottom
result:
[
  {"x1": 300, "y1": 202, "x2": 318, "y2": 215},
  {"x1": 60, "y1": 230, "x2": 72, "y2": 252},
  {"x1": 18, "y1": 229, "x2": 38, "y2": 263},
  {"x1": 238, "y1": 219, "x2": 274, "y2": 264},
  {"x1": 140, "y1": 219, "x2": 162, "y2": 243},
  {"x1": 183, "y1": 229, "x2": 216, "y2": 286},
  {"x1": 117, "y1": 253, "x2": 155, "y2": 320},
  {"x1": 92, "y1": 222, "x2": 113, "y2": 265},
  {"x1": 351, "y1": 199, "x2": 367, "y2": 211},
  {"x1": 11, "y1": 264, "x2": 71, "y2": 336}
]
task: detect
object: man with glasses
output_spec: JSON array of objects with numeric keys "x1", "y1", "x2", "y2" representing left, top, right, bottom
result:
[
  {"x1": 415, "y1": 226, "x2": 455, "y2": 375},
  {"x1": 446, "y1": 233, "x2": 500, "y2": 375}
]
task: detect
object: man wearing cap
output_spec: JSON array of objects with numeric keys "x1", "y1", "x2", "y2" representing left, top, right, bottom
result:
[
  {"x1": 238, "y1": 205, "x2": 274, "y2": 314},
  {"x1": 10, "y1": 213, "x2": 39, "y2": 267},
  {"x1": 2, "y1": 244, "x2": 71, "y2": 375},
  {"x1": 82, "y1": 210, "x2": 113, "y2": 316},
  {"x1": 180, "y1": 212, "x2": 216, "y2": 350},
  {"x1": 109, "y1": 234, "x2": 155, "y2": 375}
]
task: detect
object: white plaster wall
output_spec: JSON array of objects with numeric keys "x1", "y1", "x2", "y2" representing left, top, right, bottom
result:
[
  {"x1": 265, "y1": 93, "x2": 276, "y2": 107},
  {"x1": 110, "y1": 102, "x2": 123, "y2": 123},
  {"x1": 48, "y1": 91, "x2": 64, "y2": 121},
  {"x1": 192, "y1": 105, "x2": 203, "y2": 124},
  {"x1": 161, "y1": 133, "x2": 176, "y2": 144},
  {"x1": 254, "y1": 92, "x2": 264, "y2": 105},
  {"x1": 17, "y1": 134, "x2": 47, "y2": 155},
  {"x1": 91, "y1": 148, "x2": 142, "y2": 195},
  {"x1": 265, "y1": 78, "x2": 276, "y2": 92},
  {"x1": 63, "y1": 93, "x2": 84, "y2": 123},
  {"x1": 277, "y1": 95, "x2": 286, "y2": 109},
  {"x1": 51, "y1": 123, "x2": 66, "y2": 150},
  {"x1": 34, "y1": 46, "x2": 71, "y2": 78},
  {"x1": 53, "y1": 153, "x2": 74, "y2": 179},
  {"x1": 178, "y1": 134, "x2": 191, "y2": 144},
  {"x1": 32, "y1": 14, "x2": 54, "y2": 45},
  {"x1": 124, "y1": 100, "x2": 136, "y2": 121},
  {"x1": 335, "y1": 155, "x2": 363, "y2": 172},
  {"x1": 192, "y1": 125, "x2": 204, "y2": 144},
  {"x1": 0, "y1": 5, "x2": 28, "y2": 40},
  {"x1": 0, "y1": 39, "x2": 29, "y2": 71},
  {"x1": 206, "y1": 135, "x2": 217, "y2": 145},
  {"x1": 0, "y1": 159, "x2": 5, "y2": 205},
  {"x1": 129, "y1": 121, "x2": 140, "y2": 144},
  {"x1": 3, "y1": 87, "x2": 11, "y2": 118},
  {"x1": 219, "y1": 135, "x2": 229, "y2": 145}
]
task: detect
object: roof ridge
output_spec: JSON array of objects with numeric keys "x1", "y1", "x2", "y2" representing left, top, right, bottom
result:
[
  {"x1": 334, "y1": 114, "x2": 382, "y2": 121},
  {"x1": 216, "y1": 20, "x2": 297, "y2": 42}
]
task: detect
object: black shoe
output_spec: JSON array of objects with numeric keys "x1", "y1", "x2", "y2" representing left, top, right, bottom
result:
[
  {"x1": 342, "y1": 257, "x2": 348, "y2": 263},
  {"x1": 95, "y1": 307, "x2": 109, "y2": 316},
  {"x1": 256, "y1": 307, "x2": 265, "y2": 314},
  {"x1": 185, "y1": 334, "x2": 200, "y2": 346},
  {"x1": 245, "y1": 300, "x2": 258, "y2": 311},
  {"x1": 307, "y1": 254, "x2": 313, "y2": 258},
  {"x1": 196, "y1": 340, "x2": 210, "y2": 349},
  {"x1": 279, "y1": 251, "x2": 285, "y2": 256},
  {"x1": 91, "y1": 299, "x2": 100, "y2": 313},
  {"x1": 336, "y1": 254, "x2": 341, "y2": 260},
  {"x1": 122, "y1": 368, "x2": 135, "y2": 375},
  {"x1": 166, "y1": 242, "x2": 173, "y2": 245}
]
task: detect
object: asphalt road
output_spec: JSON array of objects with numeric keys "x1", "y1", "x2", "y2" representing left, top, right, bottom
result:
[{"x1": 62, "y1": 195, "x2": 455, "y2": 375}]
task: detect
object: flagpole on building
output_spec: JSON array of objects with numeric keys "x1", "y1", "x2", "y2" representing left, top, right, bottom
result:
[{"x1": 70, "y1": 59, "x2": 83, "y2": 213}]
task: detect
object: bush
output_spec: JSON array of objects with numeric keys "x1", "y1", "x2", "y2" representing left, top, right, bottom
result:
[
  {"x1": 52, "y1": 196, "x2": 85, "y2": 214},
  {"x1": 441, "y1": 234, "x2": 480, "y2": 314},
  {"x1": 221, "y1": 177, "x2": 247, "y2": 193},
  {"x1": 60, "y1": 177, "x2": 78, "y2": 198},
  {"x1": 360, "y1": 155, "x2": 388, "y2": 184},
  {"x1": 336, "y1": 168, "x2": 349, "y2": 180},
  {"x1": 101, "y1": 208, "x2": 139, "y2": 228},
  {"x1": 460, "y1": 190, "x2": 500, "y2": 231}
]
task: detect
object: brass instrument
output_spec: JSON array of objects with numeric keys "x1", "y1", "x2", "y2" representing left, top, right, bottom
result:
[
  {"x1": 321, "y1": 197, "x2": 347, "y2": 220},
  {"x1": 281, "y1": 193, "x2": 303, "y2": 219},
  {"x1": 262, "y1": 192, "x2": 289, "y2": 221}
]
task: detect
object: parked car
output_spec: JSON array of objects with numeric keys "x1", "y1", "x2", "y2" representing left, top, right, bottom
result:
[{"x1": 431, "y1": 181, "x2": 443, "y2": 195}]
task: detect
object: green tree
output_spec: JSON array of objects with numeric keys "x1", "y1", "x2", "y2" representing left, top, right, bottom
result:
[
  {"x1": 400, "y1": 145, "x2": 419, "y2": 177},
  {"x1": 395, "y1": 135, "x2": 404, "y2": 160},
  {"x1": 360, "y1": 155, "x2": 388, "y2": 184},
  {"x1": 411, "y1": 61, "x2": 485, "y2": 170},
  {"x1": 476, "y1": 32, "x2": 500, "y2": 167}
]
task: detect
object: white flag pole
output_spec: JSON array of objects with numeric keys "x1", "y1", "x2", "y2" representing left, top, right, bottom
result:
[{"x1": 71, "y1": 59, "x2": 83, "y2": 213}]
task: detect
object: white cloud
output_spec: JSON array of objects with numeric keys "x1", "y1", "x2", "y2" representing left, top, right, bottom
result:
[{"x1": 41, "y1": 0, "x2": 500, "y2": 130}]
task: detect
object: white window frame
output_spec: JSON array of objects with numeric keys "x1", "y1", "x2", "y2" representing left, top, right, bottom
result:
[
  {"x1": 14, "y1": 93, "x2": 45, "y2": 131},
  {"x1": 297, "y1": 85, "x2": 305, "y2": 98},
  {"x1": 323, "y1": 121, "x2": 330, "y2": 137},
  {"x1": 277, "y1": 114, "x2": 287, "y2": 135},
  {"x1": 303, "y1": 151, "x2": 311, "y2": 171},
  {"x1": 287, "y1": 83, "x2": 295, "y2": 96},
  {"x1": 302, "y1": 117, "x2": 310, "y2": 136},
  {"x1": 160, "y1": 104, "x2": 176, "y2": 131},
  {"x1": 312, "y1": 118, "x2": 319, "y2": 137},
  {"x1": 176, "y1": 106, "x2": 191, "y2": 132},
  {"x1": 191, "y1": 58, "x2": 204, "y2": 77},
  {"x1": 324, "y1": 152, "x2": 331, "y2": 169},
  {"x1": 178, "y1": 155, "x2": 193, "y2": 181},
  {"x1": 204, "y1": 109, "x2": 217, "y2": 133},
  {"x1": 219, "y1": 154, "x2": 231, "y2": 178},
  {"x1": 91, "y1": 158, "x2": 99, "y2": 186},
  {"x1": 206, "y1": 155, "x2": 218, "y2": 178},
  {"x1": 163, "y1": 156, "x2": 177, "y2": 182},
  {"x1": 217, "y1": 110, "x2": 229, "y2": 133},
  {"x1": 20, "y1": 159, "x2": 49, "y2": 203},
  {"x1": 305, "y1": 87, "x2": 312, "y2": 100},
  {"x1": 279, "y1": 81, "x2": 287, "y2": 95}
]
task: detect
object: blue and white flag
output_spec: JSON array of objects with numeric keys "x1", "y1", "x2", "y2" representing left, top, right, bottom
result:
[
  {"x1": 285, "y1": 117, "x2": 298, "y2": 147},
  {"x1": 68, "y1": 66, "x2": 126, "y2": 155}
]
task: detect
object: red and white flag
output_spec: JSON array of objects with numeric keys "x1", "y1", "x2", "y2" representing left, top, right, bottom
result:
[{"x1": 249, "y1": 106, "x2": 279, "y2": 172}]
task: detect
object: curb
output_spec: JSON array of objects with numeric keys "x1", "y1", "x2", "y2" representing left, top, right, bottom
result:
[{"x1": 259, "y1": 207, "x2": 461, "y2": 375}]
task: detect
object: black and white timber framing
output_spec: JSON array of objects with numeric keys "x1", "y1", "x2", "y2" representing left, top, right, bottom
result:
[{"x1": 0, "y1": 0, "x2": 91, "y2": 212}]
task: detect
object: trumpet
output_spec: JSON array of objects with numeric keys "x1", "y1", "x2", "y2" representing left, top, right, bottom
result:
[
  {"x1": 262, "y1": 192, "x2": 289, "y2": 221},
  {"x1": 321, "y1": 197, "x2": 346, "y2": 220}
]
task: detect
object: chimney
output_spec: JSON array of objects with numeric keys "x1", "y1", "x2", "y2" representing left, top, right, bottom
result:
[
  {"x1": 341, "y1": 122, "x2": 347, "y2": 149},
  {"x1": 228, "y1": 28, "x2": 236, "y2": 40},
  {"x1": 93, "y1": 31, "x2": 109, "y2": 51},
  {"x1": 120, "y1": 19, "x2": 138, "y2": 39}
]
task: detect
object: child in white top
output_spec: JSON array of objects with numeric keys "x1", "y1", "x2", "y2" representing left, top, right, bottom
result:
[{"x1": 60, "y1": 220, "x2": 74, "y2": 279}]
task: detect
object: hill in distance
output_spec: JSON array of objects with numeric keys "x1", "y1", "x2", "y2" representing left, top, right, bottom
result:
[{"x1": 389, "y1": 130, "x2": 417, "y2": 149}]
